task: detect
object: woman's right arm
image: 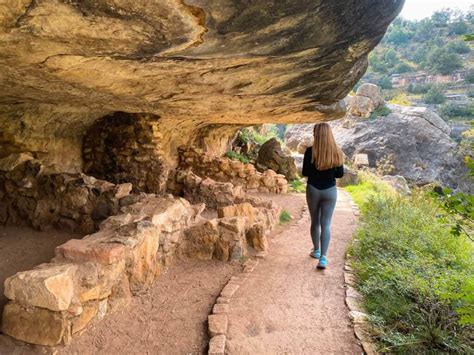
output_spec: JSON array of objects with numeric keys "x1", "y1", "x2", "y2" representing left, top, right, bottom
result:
[{"x1": 302, "y1": 148, "x2": 311, "y2": 177}]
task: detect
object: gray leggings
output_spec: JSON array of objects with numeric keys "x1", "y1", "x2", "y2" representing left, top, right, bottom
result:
[{"x1": 306, "y1": 185, "x2": 337, "y2": 256}]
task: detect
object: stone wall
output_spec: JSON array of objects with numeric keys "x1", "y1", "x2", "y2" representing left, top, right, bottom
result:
[
  {"x1": 0, "y1": 153, "x2": 133, "y2": 234},
  {"x1": 83, "y1": 112, "x2": 168, "y2": 193},
  {"x1": 1, "y1": 194, "x2": 201, "y2": 346},
  {"x1": 1, "y1": 174, "x2": 280, "y2": 346},
  {"x1": 177, "y1": 147, "x2": 288, "y2": 194},
  {"x1": 0, "y1": 152, "x2": 282, "y2": 347}
]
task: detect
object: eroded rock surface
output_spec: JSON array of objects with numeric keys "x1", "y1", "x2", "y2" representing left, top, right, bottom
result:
[
  {"x1": 178, "y1": 146, "x2": 288, "y2": 195},
  {"x1": 330, "y1": 105, "x2": 470, "y2": 190},
  {"x1": 0, "y1": 0, "x2": 403, "y2": 173}
]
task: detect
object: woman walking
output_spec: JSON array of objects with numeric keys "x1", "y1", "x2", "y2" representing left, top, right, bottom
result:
[{"x1": 302, "y1": 123, "x2": 344, "y2": 270}]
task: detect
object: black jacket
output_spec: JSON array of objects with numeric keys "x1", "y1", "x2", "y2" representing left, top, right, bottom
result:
[{"x1": 302, "y1": 147, "x2": 344, "y2": 190}]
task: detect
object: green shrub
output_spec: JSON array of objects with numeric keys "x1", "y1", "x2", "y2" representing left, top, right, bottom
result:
[
  {"x1": 378, "y1": 76, "x2": 393, "y2": 89},
  {"x1": 279, "y1": 210, "x2": 292, "y2": 224},
  {"x1": 423, "y1": 86, "x2": 446, "y2": 104},
  {"x1": 369, "y1": 106, "x2": 392, "y2": 120},
  {"x1": 465, "y1": 69, "x2": 474, "y2": 84},
  {"x1": 426, "y1": 47, "x2": 463, "y2": 75},
  {"x1": 392, "y1": 62, "x2": 414, "y2": 74},
  {"x1": 468, "y1": 88, "x2": 474, "y2": 99},
  {"x1": 344, "y1": 172, "x2": 395, "y2": 208},
  {"x1": 237, "y1": 126, "x2": 284, "y2": 147},
  {"x1": 407, "y1": 83, "x2": 431, "y2": 94},
  {"x1": 346, "y1": 179, "x2": 474, "y2": 353},
  {"x1": 439, "y1": 102, "x2": 474, "y2": 119},
  {"x1": 447, "y1": 40, "x2": 471, "y2": 54},
  {"x1": 224, "y1": 151, "x2": 250, "y2": 164},
  {"x1": 289, "y1": 179, "x2": 305, "y2": 193}
]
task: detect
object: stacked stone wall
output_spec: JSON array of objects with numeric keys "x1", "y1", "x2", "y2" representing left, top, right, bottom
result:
[
  {"x1": 177, "y1": 147, "x2": 288, "y2": 194},
  {"x1": 2, "y1": 194, "x2": 201, "y2": 346},
  {"x1": 83, "y1": 112, "x2": 168, "y2": 193},
  {"x1": 0, "y1": 153, "x2": 133, "y2": 234},
  {"x1": 1, "y1": 157, "x2": 281, "y2": 347},
  {"x1": 2, "y1": 186, "x2": 280, "y2": 346}
]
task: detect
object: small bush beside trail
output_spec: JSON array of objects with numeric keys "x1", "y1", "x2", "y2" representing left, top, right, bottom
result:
[{"x1": 279, "y1": 210, "x2": 292, "y2": 224}]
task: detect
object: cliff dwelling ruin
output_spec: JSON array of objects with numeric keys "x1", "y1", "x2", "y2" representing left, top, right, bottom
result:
[{"x1": 0, "y1": 0, "x2": 404, "y2": 348}]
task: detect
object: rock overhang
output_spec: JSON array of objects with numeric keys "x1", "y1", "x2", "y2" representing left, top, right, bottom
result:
[{"x1": 0, "y1": 0, "x2": 404, "y2": 170}]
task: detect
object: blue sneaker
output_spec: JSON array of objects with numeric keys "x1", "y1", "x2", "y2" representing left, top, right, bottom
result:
[
  {"x1": 317, "y1": 256, "x2": 328, "y2": 269},
  {"x1": 310, "y1": 249, "x2": 321, "y2": 259}
]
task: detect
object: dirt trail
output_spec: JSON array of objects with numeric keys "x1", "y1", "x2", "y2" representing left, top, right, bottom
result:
[{"x1": 226, "y1": 190, "x2": 362, "y2": 354}]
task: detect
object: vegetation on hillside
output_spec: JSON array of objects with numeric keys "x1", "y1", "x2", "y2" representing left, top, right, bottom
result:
[
  {"x1": 358, "y1": 8, "x2": 474, "y2": 122},
  {"x1": 346, "y1": 173, "x2": 473, "y2": 353}
]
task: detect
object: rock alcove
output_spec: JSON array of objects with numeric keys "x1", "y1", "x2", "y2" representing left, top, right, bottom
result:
[{"x1": 0, "y1": 0, "x2": 404, "y2": 347}]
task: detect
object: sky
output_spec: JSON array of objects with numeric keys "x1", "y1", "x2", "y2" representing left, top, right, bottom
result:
[{"x1": 399, "y1": 0, "x2": 473, "y2": 20}]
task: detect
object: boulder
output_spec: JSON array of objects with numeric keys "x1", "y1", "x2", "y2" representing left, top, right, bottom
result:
[
  {"x1": 356, "y1": 83, "x2": 384, "y2": 108},
  {"x1": 389, "y1": 105, "x2": 451, "y2": 135},
  {"x1": 217, "y1": 217, "x2": 248, "y2": 262},
  {"x1": 74, "y1": 261, "x2": 124, "y2": 303},
  {"x1": 336, "y1": 167, "x2": 359, "y2": 187},
  {"x1": 183, "y1": 172, "x2": 246, "y2": 209},
  {"x1": 256, "y1": 138, "x2": 298, "y2": 180},
  {"x1": 246, "y1": 224, "x2": 268, "y2": 252},
  {"x1": 56, "y1": 238, "x2": 126, "y2": 265},
  {"x1": 354, "y1": 154, "x2": 369, "y2": 168},
  {"x1": 183, "y1": 220, "x2": 220, "y2": 260},
  {"x1": 284, "y1": 124, "x2": 314, "y2": 153},
  {"x1": 123, "y1": 221, "x2": 161, "y2": 292},
  {"x1": 0, "y1": 153, "x2": 35, "y2": 172},
  {"x1": 72, "y1": 303, "x2": 99, "y2": 335},
  {"x1": 348, "y1": 95, "x2": 375, "y2": 118},
  {"x1": 297, "y1": 136, "x2": 313, "y2": 154},
  {"x1": 382, "y1": 175, "x2": 411, "y2": 195},
  {"x1": 114, "y1": 183, "x2": 133, "y2": 199},
  {"x1": 2, "y1": 303, "x2": 70, "y2": 346},
  {"x1": 217, "y1": 203, "x2": 256, "y2": 226},
  {"x1": 330, "y1": 104, "x2": 470, "y2": 191},
  {"x1": 292, "y1": 153, "x2": 304, "y2": 173}
]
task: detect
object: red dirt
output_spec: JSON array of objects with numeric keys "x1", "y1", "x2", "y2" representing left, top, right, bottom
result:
[{"x1": 58, "y1": 259, "x2": 239, "y2": 355}]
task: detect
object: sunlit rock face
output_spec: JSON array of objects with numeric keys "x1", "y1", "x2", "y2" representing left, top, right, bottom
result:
[{"x1": 0, "y1": 0, "x2": 404, "y2": 173}]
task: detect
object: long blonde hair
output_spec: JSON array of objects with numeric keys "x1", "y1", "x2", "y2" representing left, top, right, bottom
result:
[{"x1": 311, "y1": 123, "x2": 344, "y2": 170}]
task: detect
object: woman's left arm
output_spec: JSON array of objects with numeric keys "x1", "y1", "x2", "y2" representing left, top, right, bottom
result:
[
  {"x1": 302, "y1": 149, "x2": 311, "y2": 177},
  {"x1": 335, "y1": 165, "x2": 344, "y2": 178}
]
